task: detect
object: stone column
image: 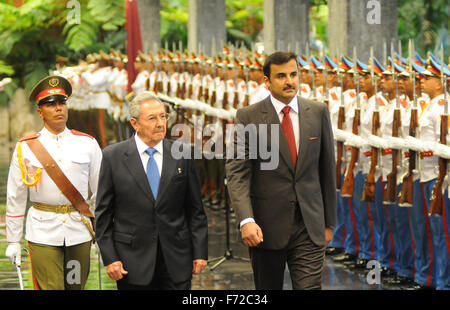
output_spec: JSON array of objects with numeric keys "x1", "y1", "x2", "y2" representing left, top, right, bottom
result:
[
  {"x1": 137, "y1": 0, "x2": 161, "y2": 53},
  {"x1": 188, "y1": 0, "x2": 226, "y2": 56},
  {"x1": 263, "y1": 0, "x2": 310, "y2": 55},
  {"x1": 328, "y1": 0, "x2": 398, "y2": 63}
]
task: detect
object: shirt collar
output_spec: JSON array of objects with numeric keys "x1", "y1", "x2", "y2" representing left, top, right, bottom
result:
[
  {"x1": 270, "y1": 94, "x2": 299, "y2": 115},
  {"x1": 134, "y1": 134, "x2": 163, "y2": 155},
  {"x1": 40, "y1": 127, "x2": 70, "y2": 140}
]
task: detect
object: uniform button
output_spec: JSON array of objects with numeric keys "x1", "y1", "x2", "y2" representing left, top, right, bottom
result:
[{"x1": 62, "y1": 219, "x2": 66, "y2": 223}]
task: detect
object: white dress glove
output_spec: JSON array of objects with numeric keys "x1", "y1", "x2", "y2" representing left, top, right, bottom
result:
[
  {"x1": 385, "y1": 136, "x2": 406, "y2": 150},
  {"x1": 5, "y1": 242, "x2": 21, "y2": 266},
  {"x1": 404, "y1": 136, "x2": 432, "y2": 152},
  {"x1": 367, "y1": 134, "x2": 388, "y2": 149},
  {"x1": 432, "y1": 142, "x2": 450, "y2": 159},
  {"x1": 345, "y1": 134, "x2": 368, "y2": 148}
]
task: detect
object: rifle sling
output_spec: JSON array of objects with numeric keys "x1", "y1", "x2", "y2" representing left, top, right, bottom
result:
[{"x1": 25, "y1": 138, "x2": 93, "y2": 218}]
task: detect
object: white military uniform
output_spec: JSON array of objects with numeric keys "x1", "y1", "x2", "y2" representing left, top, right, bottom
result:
[
  {"x1": 191, "y1": 73, "x2": 202, "y2": 100},
  {"x1": 328, "y1": 86, "x2": 342, "y2": 130},
  {"x1": 169, "y1": 71, "x2": 180, "y2": 98},
  {"x1": 112, "y1": 68, "x2": 129, "y2": 122},
  {"x1": 299, "y1": 83, "x2": 312, "y2": 99},
  {"x1": 237, "y1": 79, "x2": 247, "y2": 109},
  {"x1": 132, "y1": 70, "x2": 150, "y2": 97},
  {"x1": 83, "y1": 66, "x2": 112, "y2": 110},
  {"x1": 416, "y1": 93, "x2": 445, "y2": 182},
  {"x1": 249, "y1": 83, "x2": 270, "y2": 105},
  {"x1": 6, "y1": 127, "x2": 102, "y2": 246},
  {"x1": 342, "y1": 88, "x2": 359, "y2": 172},
  {"x1": 314, "y1": 85, "x2": 325, "y2": 102}
]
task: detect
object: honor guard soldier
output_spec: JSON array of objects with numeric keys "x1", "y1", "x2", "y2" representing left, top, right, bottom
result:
[
  {"x1": 310, "y1": 56, "x2": 327, "y2": 102},
  {"x1": 108, "y1": 50, "x2": 130, "y2": 142},
  {"x1": 325, "y1": 55, "x2": 346, "y2": 257},
  {"x1": 82, "y1": 51, "x2": 113, "y2": 148},
  {"x1": 248, "y1": 56, "x2": 269, "y2": 105},
  {"x1": 297, "y1": 56, "x2": 313, "y2": 99},
  {"x1": 131, "y1": 51, "x2": 151, "y2": 97},
  {"x1": 405, "y1": 57, "x2": 450, "y2": 289},
  {"x1": 5, "y1": 75, "x2": 103, "y2": 290},
  {"x1": 332, "y1": 55, "x2": 361, "y2": 266}
]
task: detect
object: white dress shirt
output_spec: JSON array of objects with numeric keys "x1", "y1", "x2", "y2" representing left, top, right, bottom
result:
[{"x1": 134, "y1": 133, "x2": 163, "y2": 176}]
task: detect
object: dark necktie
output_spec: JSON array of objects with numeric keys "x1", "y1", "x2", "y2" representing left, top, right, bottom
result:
[
  {"x1": 281, "y1": 106, "x2": 297, "y2": 167},
  {"x1": 145, "y1": 147, "x2": 160, "y2": 199}
]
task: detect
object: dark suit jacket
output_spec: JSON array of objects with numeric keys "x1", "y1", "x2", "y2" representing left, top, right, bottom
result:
[
  {"x1": 226, "y1": 96, "x2": 336, "y2": 249},
  {"x1": 95, "y1": 137, "x2": 208, "y2": 285}
]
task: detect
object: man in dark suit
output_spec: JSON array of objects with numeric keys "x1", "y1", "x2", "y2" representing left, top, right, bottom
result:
[
  {"x1": 95, "y1": 92, "x2": 208, "y2": 290},
  {"x1": 226, "y1": 52, "x2": 336, "y2": 290}
]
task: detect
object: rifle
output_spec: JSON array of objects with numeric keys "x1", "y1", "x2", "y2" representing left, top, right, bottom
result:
[
  {"x1": 341, "y1": 48, "x2": 361, "y2": 197},
  {"x1": 222, "y1": 78, "x2": 229, "y2": 111},
  {"x1": 362, "y1": 48, "x2": 380, "y2": 202},
  {"x1": 399, "y1": 40, "x2": 418, "y2": 206},
  {"x1": 322, "y1": 47, "x2": 329, "y2": 106},
  {"x1": 232, "y1": 74, "x2": 239, "y2": 110},
  {"x1": 383, "y1": 44, "x2": 401, "y2": 203},
  {"x1": 336, "y1": 56, "x2": 345, "y2": 190},
  {"x1": 154, "y1": 51, "x2": 164, "y2": 95},
  {"x1": 307, "y1": 43, "x2": 316, "y2": 100},
  {"x1": 243, "y1": 61, "x2": 250, "y2": 108},
  {"x1": 187, "y1": 57, "x2": 194, "y2": 100},
  {"x1": 198, "y1": 51, "x2": 204, "y2": 101},
  {"x1": 429, "y1": 45, "x2": 448, "y2": 215}
]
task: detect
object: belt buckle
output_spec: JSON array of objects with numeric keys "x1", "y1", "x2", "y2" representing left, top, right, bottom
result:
[{"x1": 59, "y1": 205, "x2": 68, "y2": 213}]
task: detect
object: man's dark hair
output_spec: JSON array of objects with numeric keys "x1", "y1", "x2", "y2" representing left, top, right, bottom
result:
[{"x1": 263, "y1": 51, "x2": 298, "y2": 79}]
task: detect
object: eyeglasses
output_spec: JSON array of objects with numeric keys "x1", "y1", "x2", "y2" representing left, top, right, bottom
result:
[{"x1": 147, "y1": 113, "x2": 170, "y2": 123}]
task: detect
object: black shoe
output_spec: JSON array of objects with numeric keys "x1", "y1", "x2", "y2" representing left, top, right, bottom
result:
[
  {"x1": 403, "y1": 282, "x2": 435, "y2": 290},
  {"x1": 333, "y1": 253, "x2": 357, "y2": 263},
  {"x1": 325, "y1": 247, "x2": 344, "y2": 256},
  {"x1": 354, "y1": 258, "x2": 369, "y2": 269},
  {"x1": 380, "y1": 267, "x2": 397, "y2": 282},
  {"x1": 386, "y1": 274, "x2": 414, "y2": 286}
]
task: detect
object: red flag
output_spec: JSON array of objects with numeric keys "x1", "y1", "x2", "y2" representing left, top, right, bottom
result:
[{"x1": 126, "y1": 0, "x2": 143, "y2": 93}]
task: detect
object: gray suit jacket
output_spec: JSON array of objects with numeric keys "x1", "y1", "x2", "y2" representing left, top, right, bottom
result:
[{"x1": 226, "y1": 96, "x2": 336, "y2": 249}]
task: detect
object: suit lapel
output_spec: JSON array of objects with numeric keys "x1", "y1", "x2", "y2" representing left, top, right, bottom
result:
[
  {"x1": 123, "y1": 138, "x2": 155, "y2": 202},
  {"x1": 296, "y1": 97, "x2": 311, "y2": 176},
  {"x1": 262, "y1": 97, "x2": 295, "y2": 174}
]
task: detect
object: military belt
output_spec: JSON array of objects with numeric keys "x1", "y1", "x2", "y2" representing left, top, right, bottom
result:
[
  {"x1": 32, "y1": 202, "x2": 77, "y2": 213},
  {"x1": 32, "y1": 202, "x2": 95, "y2": 239}
]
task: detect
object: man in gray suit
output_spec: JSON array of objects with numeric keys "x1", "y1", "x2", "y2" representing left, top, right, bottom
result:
[{"x1": 226, "y1": 52, "x2": 336, "y2": 290}]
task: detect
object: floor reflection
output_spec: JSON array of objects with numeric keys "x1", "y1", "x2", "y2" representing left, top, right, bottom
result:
[{"x1": 0, "y1": 206, "x2": 401, "y2": 290}]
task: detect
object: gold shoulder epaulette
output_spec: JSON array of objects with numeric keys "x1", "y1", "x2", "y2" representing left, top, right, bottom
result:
[
  {"x1": 70, "y1": 129, "x2": 94, "y2": 139},
  {"x1": 19, "y1": 132, "x2": 40, "y2": 142}
]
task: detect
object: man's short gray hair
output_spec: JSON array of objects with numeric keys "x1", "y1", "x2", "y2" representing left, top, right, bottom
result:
[{"x1": 129, "y1": 91, "x2": 164, "y2": 119}]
